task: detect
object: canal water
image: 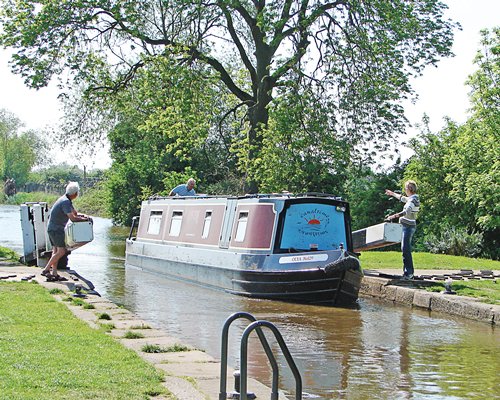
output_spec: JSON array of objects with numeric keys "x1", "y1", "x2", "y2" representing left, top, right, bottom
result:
[{"x1": 1, "y1": 205, "x2": 498, "y2": 399}]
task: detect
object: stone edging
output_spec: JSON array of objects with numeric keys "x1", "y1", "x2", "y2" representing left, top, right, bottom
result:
[{"x1": 360, "y1": 276, "x2": 500, "y2": 325}]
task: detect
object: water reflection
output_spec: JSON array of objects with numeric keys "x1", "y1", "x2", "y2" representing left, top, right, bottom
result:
[{"x1": 1, "y1": 205, "x2": 498, "y2": 399}]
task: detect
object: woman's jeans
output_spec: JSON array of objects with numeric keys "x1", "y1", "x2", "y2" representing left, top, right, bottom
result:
[{"x1": 401, "y1": 224, "x2": 416, "y2": 277}]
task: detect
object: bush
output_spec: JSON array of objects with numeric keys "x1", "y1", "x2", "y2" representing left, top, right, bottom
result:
[
  {"x1": 424, "y1": 226, "x2": 482, "y2": 257},
  {"x1": 73, "y1": 182, "x2": 111, "y2": 218},
  {"x1": 1, "y1": 191, "x2": 58, "y2": 205}
]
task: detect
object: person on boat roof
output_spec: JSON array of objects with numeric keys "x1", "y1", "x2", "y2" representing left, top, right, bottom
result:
[{"x1": 169, "y1": 178, "x2": 196, "y2": 196}]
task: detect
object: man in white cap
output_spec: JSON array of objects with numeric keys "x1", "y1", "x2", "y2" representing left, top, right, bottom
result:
[{"x1": 41, "y1": 181, "x2": 90, "y2": 281}]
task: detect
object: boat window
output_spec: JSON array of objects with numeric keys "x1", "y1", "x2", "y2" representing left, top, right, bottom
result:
[
  {"x1": 234, "y1": 212, "x2": 249, "y2": 242},
  {"x1": 202, "y1": 211, "x2": 212, "y2": 239},
  {"x1": 147, "y1": 211, "x2": 163, "y2": 235},
  {"x1": 169, "y1": 211, "x2": 183, "y2": 237}
]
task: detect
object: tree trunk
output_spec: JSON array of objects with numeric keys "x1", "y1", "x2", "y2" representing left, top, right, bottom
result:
[{"x1": 245, "y1": 74, "x2": 273, "y2": 193}]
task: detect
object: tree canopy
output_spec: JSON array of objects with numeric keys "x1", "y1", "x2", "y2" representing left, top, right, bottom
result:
[
  {"x1": 405, "y1": 28, "x2": 499, "y2": 259},
  {"x1": 0, "y1": 0, "x2": 458, "y2": 192},
  {"x1": 0, "y1": 109, "x2": 48, "y2": 186}
]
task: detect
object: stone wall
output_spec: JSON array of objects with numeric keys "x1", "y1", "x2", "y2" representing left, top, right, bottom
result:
[{"x1": 360, "y1": 276, "x2": 500, "y2": 325}]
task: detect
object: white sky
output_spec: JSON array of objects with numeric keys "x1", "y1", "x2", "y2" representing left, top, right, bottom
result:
[{"x1": 0, "y1": 0, "x2": 498, "y2": 169}]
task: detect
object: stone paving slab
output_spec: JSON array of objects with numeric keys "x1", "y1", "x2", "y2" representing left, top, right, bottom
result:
[
  {"x1": 108, "y1": 328, "x2": 168, "y2": 339},
  {"x1": 140, "y1": 349, "x2": 215, "y2": 365}
]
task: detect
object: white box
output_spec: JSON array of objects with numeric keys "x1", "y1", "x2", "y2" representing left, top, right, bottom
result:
[
  {"x1": 65, "y1": 221, "x2": 94, "y2": 250},
  {"x1": 352, "y1": 222, "x2": 402, "y2": 252}
]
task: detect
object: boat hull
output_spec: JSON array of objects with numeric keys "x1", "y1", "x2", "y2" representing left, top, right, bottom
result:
[{"x1": 126, "y1": 240, "x2": 362, "y2": 305}]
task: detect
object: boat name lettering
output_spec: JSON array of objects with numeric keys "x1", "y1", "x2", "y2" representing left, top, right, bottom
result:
[{"x1": 279, "y1": 254, "x2": 329, "y2": 264}]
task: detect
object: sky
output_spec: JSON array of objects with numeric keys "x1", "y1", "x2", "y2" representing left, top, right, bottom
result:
[{"x1": 0, "y1": 0, "x2": 498, "y2": 170}]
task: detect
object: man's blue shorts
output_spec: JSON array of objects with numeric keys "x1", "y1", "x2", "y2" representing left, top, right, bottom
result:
[{"x1": 48, "y1": 229, "x2": 66, "y2": 247}]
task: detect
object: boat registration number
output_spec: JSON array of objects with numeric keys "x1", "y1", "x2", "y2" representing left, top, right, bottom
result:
[{"x1": 279, "y1": 254, "x2": 328, "y2": 264}]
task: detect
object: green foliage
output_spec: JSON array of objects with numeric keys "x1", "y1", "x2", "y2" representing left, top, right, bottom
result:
[
  {"x1": 73, "y1": 182, "x2": 111, "y2": 218},
  {"x1": 141, "y1": 343, "x2": 190, "y2": 353},
  {"x1": 28, "y1": 164, "x2": 87, "y2": 186},
  {"x1": 345, "y1": 163, "x2": 405, "y2": 231},
  {"x1": 98, "y1": 323, "x2": 115, "y2": 332},
  {"x1": 0, "y1": 191, "x2": 58, "y2": 206},
  {"x1": 425, "y1": 280, "x2": 499, "y2": 305},
  {"x1": 254, "y1": 89, "x2": 350, "y2": 193},
  {"x1": 162, "y1": 167, "x2": 198, "y2": 196},
  {"x1": 0, "y1": 109, "x2": 48, "y2": 186},
  {"x1": 0, "y1": 0, "x2": 459, "y2": 194},
  {"x1": 0, "y1": 246, "x2": 19, "y2": 262},
  {"x1": 141, "y1": 344, "x2": 165, "y2": 353},
  {"x1": 405, "y1": 28, "x2": 499, "y2": 259},
  {"x1": 424, "y1": 226, "x2": 483, "y2": 257},
  {"x1": 123, "y1": 331, "x2": 145, "y2": 339},
  {"x1": 97, "y1": 312, "x2": 112, "y2": 320},
  {"x1": 0, "y1": 283, "x2": 167, "y2": 399}
]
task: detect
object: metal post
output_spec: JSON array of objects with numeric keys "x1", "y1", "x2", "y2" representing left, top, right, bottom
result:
[
  {"x1": 240, "y1": 320, "x2": 302, "y2": 400},
  {"x1": 220, "y1": 312, "x2": 279, "y2": 400}
]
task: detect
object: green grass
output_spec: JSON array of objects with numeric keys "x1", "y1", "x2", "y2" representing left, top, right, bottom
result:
[
  {"x1": 130, "y1": 324, "x2": 152, "y2": 329},
  {"x1": 359, "y1": 251, "x2": 500, "y2": 271},
  {"x1": 123, "y1": 331, "x2": 145, "y2": 339},
  {"x1": 97, "y1": 312, "x2": 112, "y2": 320},
  {"x1": 1, "y1": 191, "x2": 58, "y2": 206},
  {"x1": 0, "y1": 282, "x2": 169, "y2": 400},
  {"x1": 0, "y1": 246, "x2": 20, "y2": 262},
  {"x1": 141, "y1": 343, "x2": 191, "y2": 353},
  {"x1": 360, "y1": 251, "x2": 500, "y2": 304},
  {"x1": 425, "y1": 280, "x2": 499, "y2": 305}
]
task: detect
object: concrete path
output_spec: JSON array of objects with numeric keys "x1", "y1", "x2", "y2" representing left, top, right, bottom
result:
[{"x1": 0, "y1": 262, "x2": 286, "y2": 400}]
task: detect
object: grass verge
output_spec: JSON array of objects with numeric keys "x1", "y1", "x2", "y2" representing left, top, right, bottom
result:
[
  {"x1": 425, "y1": 279, "x2": 499, "y2": 305},
  {"x1": 359, "y1": 251, "x2": 500, "y2": 271},
  {"x1": 360, "y1": 251, "x2": 499, "y2": 304},
  {"x1": 0, "y1": 246, "x2": 19, "y2": 262},
  {"x1": 0, "y1": 282, "x2": 170, "y2": 400}
]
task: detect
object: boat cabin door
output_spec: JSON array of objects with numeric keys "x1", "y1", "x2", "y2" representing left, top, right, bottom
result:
[{"x1": 219, "y1": 199, "x2": 238, "y2": 249}]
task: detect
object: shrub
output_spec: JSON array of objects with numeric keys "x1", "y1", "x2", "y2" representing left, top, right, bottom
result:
[
  {"x1": 97, "y1": 313, "x2": 112, "y2": 320},
  {"x1": 123, "y1": 331, "x2": 145, "y2": 339},
  {"x1": 424, "y1": 226, "x2": 482, "y2": 257}
]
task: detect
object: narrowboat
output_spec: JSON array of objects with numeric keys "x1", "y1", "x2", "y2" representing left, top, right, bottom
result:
[{"x1": 125, "y1": 193, "x2": 363, "y2": 305}]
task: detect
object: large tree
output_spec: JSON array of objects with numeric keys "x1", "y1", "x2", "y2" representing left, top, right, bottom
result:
[{"x1": 0, "y1": 0, "x2": 458, "y2": 192}]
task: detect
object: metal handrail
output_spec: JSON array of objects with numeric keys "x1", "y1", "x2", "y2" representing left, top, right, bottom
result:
[
  {"x1": 128, "y1": 216, "x2": 139, "y2": 240},
  {"x1": 240, "y1": 320, "x2": 302, "y2": 400},
  {"x1": 219, "y1": 312, "x2": 280, "y2": 400}
]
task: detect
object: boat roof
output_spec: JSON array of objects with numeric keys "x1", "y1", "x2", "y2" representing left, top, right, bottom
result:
[{"x1": 146, "y1": 192, "x2": 344, "y2": 202}]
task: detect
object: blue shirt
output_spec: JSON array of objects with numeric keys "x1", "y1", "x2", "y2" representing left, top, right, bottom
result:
[
  {"x1": 171, "y1": 184, "x2": 196, "y2": 196},
  {"x1": 47, "y1": 195, "x2": 74, "y2": 231}
]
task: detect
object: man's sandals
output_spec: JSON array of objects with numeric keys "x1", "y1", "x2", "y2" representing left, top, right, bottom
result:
[{"x1": 45, "y1": 274, "x2": 68, "y2": 282}]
